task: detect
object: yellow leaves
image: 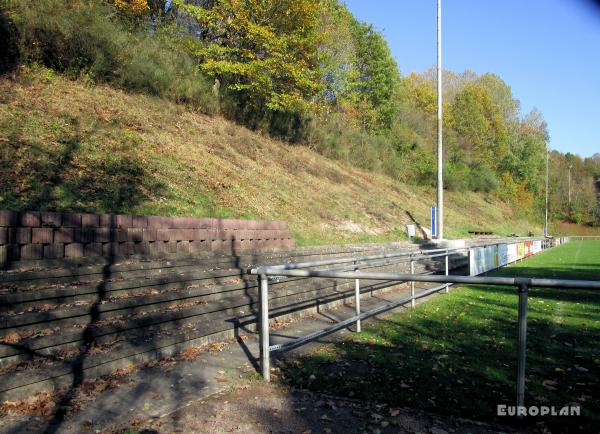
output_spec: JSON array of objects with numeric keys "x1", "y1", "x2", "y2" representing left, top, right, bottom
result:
[
  {"x1": 173, "y1": 0, "x2": 322, "y2": 112},
  {"x1": 114, "y1": 0, "x2": 149, "y2": 15},
  {"x1": 405, "y1": 76, "x2": 436, "y2": 115}
]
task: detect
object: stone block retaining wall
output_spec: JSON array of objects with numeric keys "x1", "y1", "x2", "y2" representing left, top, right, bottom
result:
[{"x1": 0, "y1": 210, "x2": 293, "y2": 262}]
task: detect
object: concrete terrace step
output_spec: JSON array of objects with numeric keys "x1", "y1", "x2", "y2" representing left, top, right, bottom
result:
[
  {"x1": 0, "y1": 241, "x2": 469, "y2": 401},
  {"x1": 0, "y1": 244, "x2": 414, "y2": 293},
  {"x1": 0, "y1": 273, "x2": 418, "y2": 358},
  {"x1": 0, "y1": 280, "x2": 416, "y2": 400},
  {"x1": 0, "y1": 248, "x2": 459, "y2": 312},
  {"x1": 0, "y1": 242, "x2": 415, "y2": 278},
  {"x1": 0, "y1": 256, "x2": 462, "y2": 331}
]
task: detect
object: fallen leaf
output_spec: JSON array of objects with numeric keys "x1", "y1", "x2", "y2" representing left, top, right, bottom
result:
[{"x1": 371, "y1": 413, "x2": 383, "y2": 422}]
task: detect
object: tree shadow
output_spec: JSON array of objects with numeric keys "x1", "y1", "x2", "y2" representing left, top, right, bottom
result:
[
  {"x1": 0, "y1": 242, "x2": 463, "y2": 432},
  {"x1": 229, "y1": 233, "x2": 261, "y2": 372},
  {"x1": 277, "y1": 270, "x2": 600, "y2": 433},
  {"x1": 0, "y1": 119, "x2": 166, "y2": 213},
  {"x1": 405, "y1": 210, "x2": 429, "y2": 239},
  {"x1": 41, "y1": 257, "x2": 113, "y2": 434},
  {"x1": 0, "y1": 7, "x2": 20, "y2": 76}
]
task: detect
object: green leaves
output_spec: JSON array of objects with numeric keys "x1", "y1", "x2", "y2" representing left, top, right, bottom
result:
[
  {"x1": 449, "y1": 82, "x2": 509, "y2": 168},
  {"x1": 173, "y1": 0, "x2": 322, "y2": 113}
]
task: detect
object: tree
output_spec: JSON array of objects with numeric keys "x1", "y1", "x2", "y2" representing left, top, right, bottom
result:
[
  {"x1": 114, "y1": 0, "x2": 150, "y2": 15},
  {"x1": 449, "y1": 83, "x2": 508, "y2": 167},
  {"x1": 475, "y1": 73, "x2": 520, "y2": 122},
  {"x1": 405, "y1": 73, "x2": 436, "y2": 116},
  {"x1": 317, "y1": 0, "x2": 358, "y2": 108},
  {"x1": 347, "y1": 20, "x2": 403, "y2": 133},
  {"x1": 172, "y1": 0, "x2": 322, "y2": 112}
]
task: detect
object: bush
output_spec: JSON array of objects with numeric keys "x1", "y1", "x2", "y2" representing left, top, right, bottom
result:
[
  {"x1": 444, "y1": 162, "x2": 470, "y2": 191},
  {"x1": 0, "y1": 4, "x2": 19, "y2": 74},
  {"x1": 6, "y1": 0, "x2": 216, "y2": 112},
  {"x1": 468, "y1": 165, "x2": 499, "y2": 193},
  {"x1": 304, "y1": 113, "x2": 403, "y2": 175}
]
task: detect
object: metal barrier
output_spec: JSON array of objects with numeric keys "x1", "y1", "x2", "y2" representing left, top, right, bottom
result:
[
  {"x1": 248, "y1": 238, "x2": 600, "y2": 408},
  {"x1": 565, "y1": 235, "x2": 600, "y2": 240}
]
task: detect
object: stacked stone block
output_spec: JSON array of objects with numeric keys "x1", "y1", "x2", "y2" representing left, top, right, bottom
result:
[{"x1": 0, "y1": 210, "x2": 293, "y2": 262}]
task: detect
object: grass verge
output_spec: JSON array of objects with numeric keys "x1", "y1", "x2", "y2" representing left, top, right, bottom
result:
[{"x1": 278, "y1": 241, "x2": 600, "y2": 432}]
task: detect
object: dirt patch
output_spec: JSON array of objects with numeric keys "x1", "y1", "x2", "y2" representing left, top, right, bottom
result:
[
  {"x1": 111, "y1": 381, "x2": 517, "y2": 434},
  {"x1": 321, "y1": 221, "x2": 383, "y2": 235}
]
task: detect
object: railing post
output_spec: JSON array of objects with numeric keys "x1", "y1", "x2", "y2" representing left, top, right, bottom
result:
[
  {"x1": 445, "y1": 248, "x2": 449, "y2": 293},
  {"x1": 259, "y1": 274, "x2": 270, "y2": 381},
  {"x1": 517, "y1": 282, "x2": 529, "y2": 408},
  {"x1": 410, "y1": 255, "x2": 415, "y2": 308},
  {"x1": 468, "y1": 248, "x2": 472, "y2": 276},
  {"x1": 354, "y1": 260, "x2": 361, "y2": 332}
]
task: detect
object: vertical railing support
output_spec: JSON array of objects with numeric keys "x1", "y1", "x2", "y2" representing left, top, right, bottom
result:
[
  {"x1": 445, "y1": 249, "x2": 449, "y2": 293},
  {"x1": 259, "y1": 274, "x2": 270, "y2": 381},
  {"x1": 468, "y1": 248, "x2": 472, "y2": 276},
  {"x1": 516, "y1": 282, "x2": 529, "y2": 408},
  {"x1": 410, "y1": 255, "x2": 415, "y2": 308},
  {"x1": 354, "y1": 260, "x2": 361, "y2": 332}
]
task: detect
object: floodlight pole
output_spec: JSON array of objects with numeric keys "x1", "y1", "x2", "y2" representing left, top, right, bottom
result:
[
  {"x1": 568, "y1": 164, "x2": 572, "y2": 209},
  {"x1": 544, "y1": 149, "x2": 549, "y2": 237},
  {"x1": 436, "y1": 0, "x2": 444, "y2": 239}
]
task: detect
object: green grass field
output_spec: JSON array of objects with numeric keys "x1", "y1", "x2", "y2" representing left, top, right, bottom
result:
[{"x1": 279, "y1": 241, "x2": 600, "y2": 432}]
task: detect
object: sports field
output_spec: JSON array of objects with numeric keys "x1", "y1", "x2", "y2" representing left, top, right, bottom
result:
[{"x1": 279, "y1": 241, "x2": 600, "y2": 432}]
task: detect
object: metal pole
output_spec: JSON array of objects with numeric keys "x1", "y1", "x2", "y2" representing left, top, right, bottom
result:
[
  {"x1": 517, "y1": 283, "x2": 529, "y2": 408},
  {"x1": 354, "y1": 260, "x2": 361, "y2": 332},
  {"x1": 436, "y1": 0, "x2": 444, "y2": 239},
  {"x1": 468, "y1": 248, "x2": 472, "y2": 276},
  {"x1": 259, "y1": 274, "x2": 270, "y2": 381},
  {"x1": 410, "y1": 256, "x2": 415, "y2": 307},
  {"x1": 544, "y1": 149, "x2": 549, "y2": 237},
  {"x1": 444, "y1": 249, "x2": 449, "y2": 293},
  {"x1": 568, "y1": 164, "x2": 572, "y2": 210}
]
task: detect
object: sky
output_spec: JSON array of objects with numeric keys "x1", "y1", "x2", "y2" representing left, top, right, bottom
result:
[{"x1": 344, "y1": 0, "x2": 600, "y2": 158}]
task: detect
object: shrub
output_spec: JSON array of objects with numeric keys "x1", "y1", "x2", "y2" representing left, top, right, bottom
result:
[
  {"x1": 468, "y1": 165, "x2": 499, "y2": 193},
  {"x1": 304, "y1": 113, "x2": 402, "y2": 175},
  {"x1": 6, "y1": 0, "x2": 216, "y2": 112},
  {"x1": 0, "y1": 4, "x2": 19, "y2": 74},
  {"x1": 444, "y1": 162, "x2": 470, "y2": 191}
]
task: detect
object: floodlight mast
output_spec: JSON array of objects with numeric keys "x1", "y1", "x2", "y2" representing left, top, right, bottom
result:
[
  {"x1": 544, "y1": 148, "x2": 549, "y2": 237},
  {"x1": 568, "y1": 164, "x2": 572, "y2": 208},
  {"x1": 436, "y1": 0, "x2": 444, "y2": 239}
]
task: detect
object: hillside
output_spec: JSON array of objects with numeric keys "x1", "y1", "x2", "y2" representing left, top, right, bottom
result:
[{"x1": 0, "y1": 67, "x2": 560, "y2": 245}]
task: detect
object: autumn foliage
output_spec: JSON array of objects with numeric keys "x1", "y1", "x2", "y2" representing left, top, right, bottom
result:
[
  {"x1": 114, "y1": 0, "x2": 150, "y2": 15},
  {"x1": 2, "y1": 0, "x2": 599, "y2": 225}
]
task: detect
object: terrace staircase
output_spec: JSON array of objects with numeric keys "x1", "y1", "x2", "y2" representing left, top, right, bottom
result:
[{"x1": 0, "y1": 244, "x2": 467, "y2": 401}]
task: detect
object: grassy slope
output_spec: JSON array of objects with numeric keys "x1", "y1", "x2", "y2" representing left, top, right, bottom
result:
[
  {"x1": 0, "y1": 67, "x2": 569, "y2": 245},
  {"x1": 280, "y1": 241, "x2": 600, "y2": 432}
]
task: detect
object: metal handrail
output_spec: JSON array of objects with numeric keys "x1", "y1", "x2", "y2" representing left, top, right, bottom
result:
[
  {"x1": 249, "y1": 238, "x2": 596, "y2": 410},
  {"x1": 267, "y1": 250, "x2": 467, "y2": 278},
  {"x1": 253, "y1": 268, "x2": 600, "y2": 290},
  {"x1": 254, "y1": 248, "x2": 449, "y2": 272},
  {"x1": 254, "y1": 237, "x2": 547, "y2": 273}
]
